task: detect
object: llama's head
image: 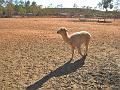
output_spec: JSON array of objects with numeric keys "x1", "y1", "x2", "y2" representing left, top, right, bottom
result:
[{"x1": 57, "y1": 27, "x2": 68, "y2": 35}]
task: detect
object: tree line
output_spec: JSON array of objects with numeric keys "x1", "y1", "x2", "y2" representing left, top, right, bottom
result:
[
  {"x1": 0, "y1": 0, "x2": 45, "y2": 17},
  {"x1": 0, "y1": 0, "x2": 120, "y2": 18}
]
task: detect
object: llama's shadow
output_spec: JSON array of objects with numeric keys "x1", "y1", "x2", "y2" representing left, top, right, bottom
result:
[{"x1": 26, "y1": 55, "x2": 86, "y2": 90}]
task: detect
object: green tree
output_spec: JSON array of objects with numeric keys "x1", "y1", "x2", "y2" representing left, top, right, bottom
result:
[
  {"x1": 97, "y1": 0, "x2": 113, "y2": 22},
  {"x1": 18, "y1": 5, "x2": 26, "y2": 17},
  {"x1": 73, "y1": 3, "x2": 78, "y2": 8},
  {"x1": 0, "y1": 0, "x2": 4, "y2": 17},
  {"x1": 25, "y1": 0, "x2": 30, "y2": 7},
  {"x1": 18, "y1": 0, "x2": 26, "y2": 17},
  {"x1": 98, "y1": 0, "x2": 113, "y2": 11},
  {"x1": 6, "y1": 3, "x2": 14, "y2": 17},
  {"x1": 31, "y1": 1, "x2": 36, "y2": 6},
  {"x1": 19, "y1": 0, "x2": 24, "y2": 6},
  {"x1": 0, "y1": 0, "x2": 4, "y2": 6},
  {"x1": 37, "y1": 5, "x2": 43, "y2": 16},
  {"x1": 14, "y1": 0, "x2": 19, "y2": 15},
  {"x1": 115, "y1": 0, "x2": 120, "y2": 10},
  {"x1": 113, "y1": 0, "x2": 120, "y2": 21},
  {"x1": 31, "y1": 1, "x2": 38, "y2": 16},
  {"x1": 25, "y1": 0, "x2": 30, "y2": 13},
  {"x1": 0, "y1": 6, "x2": 3, "y2": 17}
]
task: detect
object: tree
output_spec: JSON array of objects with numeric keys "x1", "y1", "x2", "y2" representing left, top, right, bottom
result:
[
  {"x1": 6, "y1": 0, "x2": 13, "y2": 3},
  {"x1": 113, "y1": 0, "x2": 120, "y2": 21},
  {"x1": 73, "y1": 3, "x2": 78, "y2": 8},
  {"x1": 97, "y1": 0, "x2": 113, "y2": 22},
  {"x1": 18, "y1": 5, "x2": 26, "y2": 17},
  {"x1": 6, "y1": 2, "x2": 14, "y2": 17},
  {"x1": 16, "y1": 0, "x2": 26, "y2": 17},
  {"x1": 0, "y1": 0, "x2": 4, "y2": 17},
  {"x1": 0, "y1": 6, "x2": 3, "y2": 17},
  {"x1": 31, "y1": 1, "x2": 38, "y2": 16},
  {"x1": 15, "y1": 0, "x2": 19, "y2": 5},
  {"x1": 98, "y1": 0, "x2": 113, "y2": 11},
  {"x1": 25, "y1": 0, "x2": 30, "y2": 13},
  {"x1": 25, "y1": 0, "x2": 30, "y2": 7},
  {"x1": 57, "y1": 4, "x2": 63, "y2": 8},
  {"x1": 114, "y1": 0, "x2": 120, "y2": 10},
  {"x1": 14, "y1": 0, "x2": 19, "y2": 15},
  {"x1": 47, "y1": 3, "x2": 53, "y2": 8},
  {"x1": 0, "y1": 0, "x2": 4, "y2": 6},
  {"x1": 19, "y1": 0, "x2": 24, "y2": 6}
]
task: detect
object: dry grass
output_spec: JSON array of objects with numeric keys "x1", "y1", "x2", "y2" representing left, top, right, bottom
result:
[{"x1": 0, "y1": 18, "x2": 120, "y2": 90}]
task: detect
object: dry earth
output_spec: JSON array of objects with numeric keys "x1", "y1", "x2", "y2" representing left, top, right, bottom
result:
[{"x1": 0, "y1": 18, "x2": 120, "y2": 90}]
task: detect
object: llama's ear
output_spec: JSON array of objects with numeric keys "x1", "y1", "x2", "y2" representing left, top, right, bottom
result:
[
  {"x1": 64, "y1": 28, "x2": 68, "y2": 32},
  {"x1": 66, "y1": 29, "x2": 69, "y2": 32}
]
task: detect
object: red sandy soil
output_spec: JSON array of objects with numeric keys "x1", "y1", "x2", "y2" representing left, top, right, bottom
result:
[{"x1": 0, "y1": 18, "x2": 120, "y2": 90}]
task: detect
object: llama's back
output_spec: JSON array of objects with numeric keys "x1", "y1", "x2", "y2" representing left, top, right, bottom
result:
[{"x1": 69, "y1": 31, "x2": 91, "y2": 46}]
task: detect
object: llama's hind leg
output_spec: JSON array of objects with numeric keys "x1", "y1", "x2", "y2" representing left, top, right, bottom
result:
[
  {"x1": 77, "y1": 46, "x2": 83, "y2": 56},
  {"x1": 85, "y1": 39, "x2": 90, "y2": 56},
  {"x1": 70, "y1": 46, "x2": 75, "y2": 61}
]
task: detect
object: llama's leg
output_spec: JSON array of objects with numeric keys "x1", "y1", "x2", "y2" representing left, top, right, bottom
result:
[
  {"x1": 85, "y1": 39, "x2": 90, "y2": 55},
  {"x1": 70, "y1": 47, "x2": 75, "y2": 60},
  {"x1": 85, "y1": 44, "x2": 88, "y2": 56},
  {"x1": 77, "y1": 47, "x2": 83, "y2": 56}
]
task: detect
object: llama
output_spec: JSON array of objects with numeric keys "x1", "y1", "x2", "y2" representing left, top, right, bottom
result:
[{"x1": 57, "y1": 27, "x2": 91, "y2": 60}]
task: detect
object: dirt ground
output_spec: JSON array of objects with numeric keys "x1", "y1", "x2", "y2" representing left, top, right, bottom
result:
[{"x1": 0, "y1": 18, "x2": 120, "y2": 90}]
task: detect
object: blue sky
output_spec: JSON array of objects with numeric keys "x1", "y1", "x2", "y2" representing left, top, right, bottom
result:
[{"x1": 29, "y1": 0, "x2": 101, "y2": 8}]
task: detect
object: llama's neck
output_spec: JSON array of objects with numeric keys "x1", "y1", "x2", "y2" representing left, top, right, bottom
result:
[{"x1": 61, "y1": 32, "x2": 70, "y2": 44}]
